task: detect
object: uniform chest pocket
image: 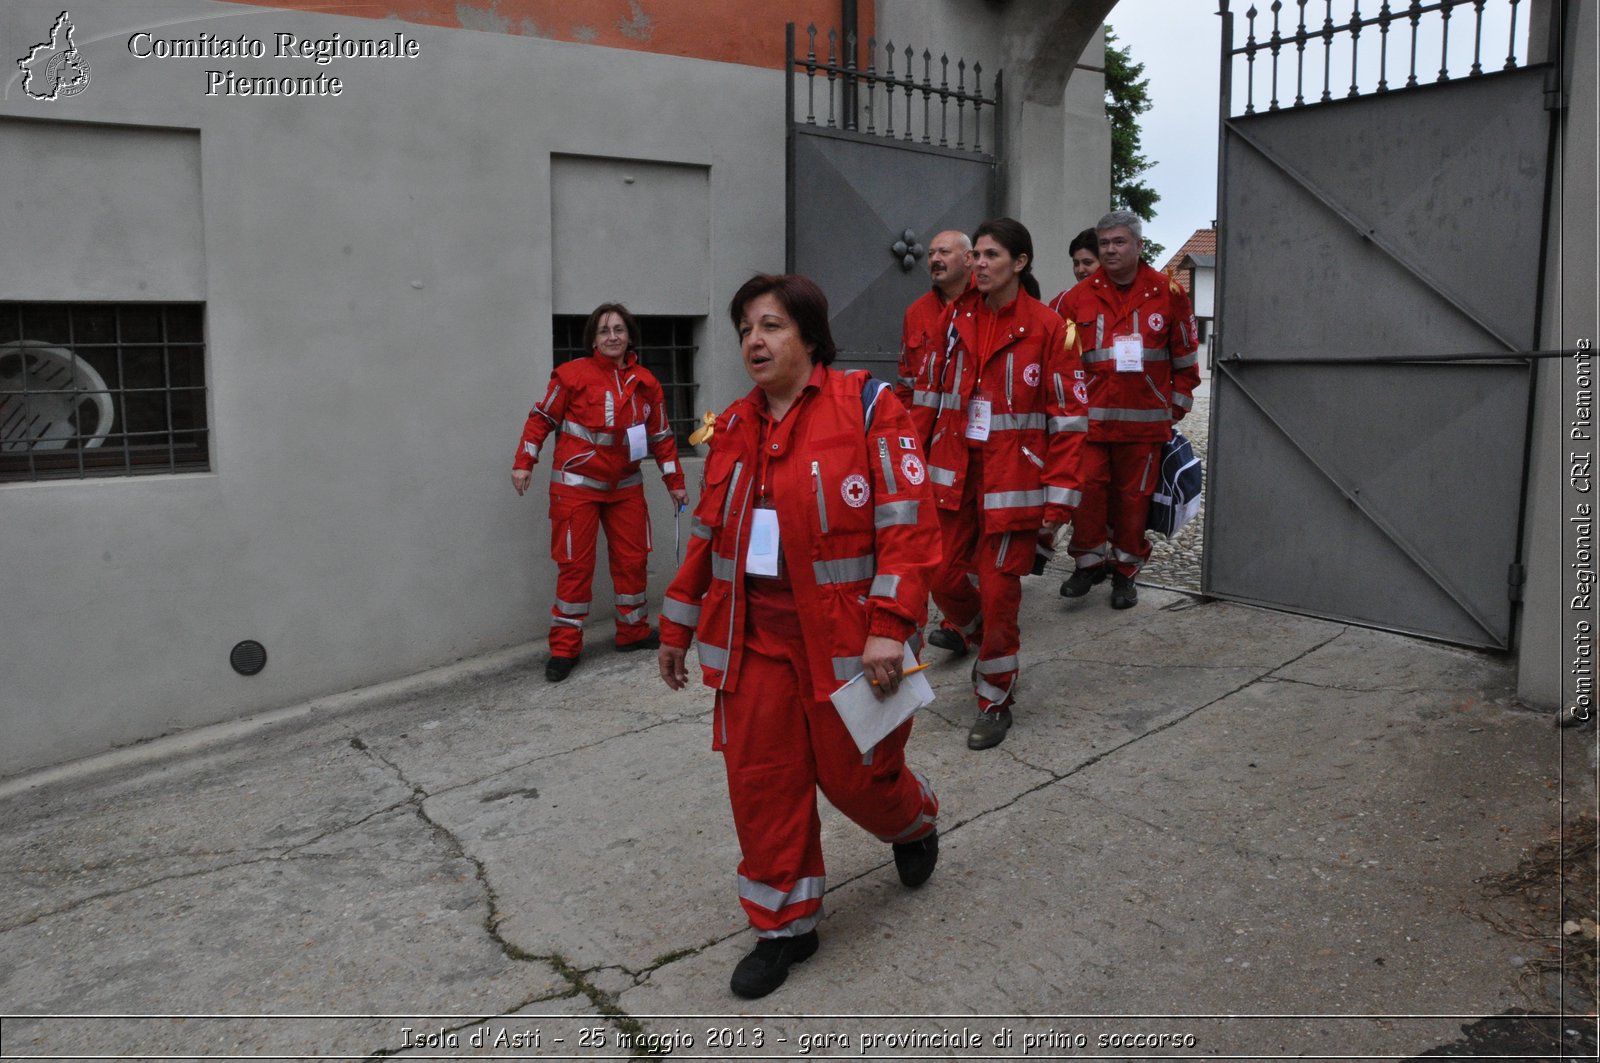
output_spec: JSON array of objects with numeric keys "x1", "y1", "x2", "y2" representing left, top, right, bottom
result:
[{"x1": 695, "y1": 449, "x2": 745, "y2": 530}]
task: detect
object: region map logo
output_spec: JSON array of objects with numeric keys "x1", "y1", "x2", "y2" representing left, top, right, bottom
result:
[{"x1": 17, "y1": 11, "x2": 91, "y2": 100}]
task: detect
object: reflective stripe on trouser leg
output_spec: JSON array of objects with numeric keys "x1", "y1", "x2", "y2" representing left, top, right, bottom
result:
[
  {"x1": 549, "y1": 493, "x2": 603, "y2": 657},
  {"x1": 718, "y1": 635, "x2": 827, "y2": 936},
  {"x1": 599, "y1": 488, "x2": 655, "y2": 645},
  {"x1": 930, "y1": 456, "x2": 982, "y2": 638},
  {"x1": 719, "y1": 632, "x2": 936, "y2": 936},
  {"x1": 973, "y1": 528, "x2": 1032, "y2": 712},
  {"x1": 1067, "y1": 440, "x2": 1112, "y2": 563},
  {"x1": 1108, "y1": 441, "x2": 1160, "y2": 576}
]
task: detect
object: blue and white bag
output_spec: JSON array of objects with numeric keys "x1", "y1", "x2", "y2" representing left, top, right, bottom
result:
[{"x1": 1146, "y1": 429, "x2": 1203, "y2": 538}]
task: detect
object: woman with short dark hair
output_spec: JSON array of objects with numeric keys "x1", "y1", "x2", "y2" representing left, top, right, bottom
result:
[
  {"x1": 511, "y1": 302, "x2": 689, "y2": 682},
  {"x1": 658, "y1": 273, "x2": 942, "y2": 1000}
]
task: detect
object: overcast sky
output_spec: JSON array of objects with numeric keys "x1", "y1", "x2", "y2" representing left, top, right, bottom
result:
[{"x1": 1103, "y1": 0, "x2": 1227, "y2": 263}]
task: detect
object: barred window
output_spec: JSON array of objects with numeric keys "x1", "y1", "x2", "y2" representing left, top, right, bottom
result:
[
  {"x1": 0, "y1": 303, "x2": 209, "y2": 483},
  {"x1": 552, "y1": 315, "x2": 699, "y2": 448}
]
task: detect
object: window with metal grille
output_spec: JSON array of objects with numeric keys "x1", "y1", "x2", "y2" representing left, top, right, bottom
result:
[
  {"x1": 0, "y1": 303, "x2": 209, "y2": 483},
  {"x1": 552, "y1": 315, "x2": 700, "y2": 448}
]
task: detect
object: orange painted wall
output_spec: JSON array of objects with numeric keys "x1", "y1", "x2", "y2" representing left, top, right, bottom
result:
[{"x1": 216, "y1": 0, "x2": 875, "y2": 70}]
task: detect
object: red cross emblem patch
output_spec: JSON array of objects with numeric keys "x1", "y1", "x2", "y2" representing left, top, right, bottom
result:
[
  {"x1": 840, "y1": 474, "x2": 871, "y2": 508},
  {"x1": 900, "y1": 454, "x2": 926, "y2": 485}
]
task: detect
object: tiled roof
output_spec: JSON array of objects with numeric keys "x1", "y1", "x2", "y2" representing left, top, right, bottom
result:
[{"x1": 1160, "y1": 228, "x2": 1217, "y2": 277}]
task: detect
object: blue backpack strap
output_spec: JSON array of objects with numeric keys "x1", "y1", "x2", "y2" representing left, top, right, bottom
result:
[{"x1": 852, "y1": 370, "x2": 892, "y2": 431}]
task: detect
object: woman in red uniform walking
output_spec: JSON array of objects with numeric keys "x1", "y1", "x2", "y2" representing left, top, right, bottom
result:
[
  {"x1": 657, "y1": 274, "x2": 942, "y2": 999},
  {"x1": 512, "y1": 303, "x2": 688, "y2": 681},
  {"x1": 920, "y1": 218, "x2": 1088, "y2": 749}
]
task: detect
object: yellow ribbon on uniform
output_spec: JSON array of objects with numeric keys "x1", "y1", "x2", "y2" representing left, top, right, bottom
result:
[{"x1": 688, "y1": 411, "x2": 717, "y2": 446}]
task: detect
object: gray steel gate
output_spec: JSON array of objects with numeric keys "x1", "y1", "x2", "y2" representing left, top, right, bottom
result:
[
  {"x1": 786, "y1": 24, "x2": 1000, "y2": 377},
  {"x1": 1206, "y1": 0, "x2": 1559, "y2": 648}
]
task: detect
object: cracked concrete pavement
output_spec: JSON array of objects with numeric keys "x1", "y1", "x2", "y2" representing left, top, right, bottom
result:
[{"x1": 0, "y1": 574, "x2": 1592, "y2": 1059}]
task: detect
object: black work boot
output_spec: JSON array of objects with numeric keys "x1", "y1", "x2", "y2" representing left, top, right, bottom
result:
[
  {"x1": 926, "y1": 627, "x2": 969, "y2": 656},
  {"x1": 729, "y1": 930, "x2": 819, "y2": 999},
  {"x1": 545, "y1": 655, "x2": 579, "y2": 682},
  {"x1": 893, "y1": 830, "x2": 939, "y2": 888},
  {"x1": 1060, "y1": 565, "x2": 1107, "y2": 598},
  {"x1": 1110, "y1": 572, "x2": 1138, "y2": 609}
]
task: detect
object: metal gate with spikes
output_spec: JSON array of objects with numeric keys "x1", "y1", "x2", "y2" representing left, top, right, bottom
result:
[
  {"x1": 1204, "y1": 0, "x2": 1563, "y2": 648},
  {"x1": 785, "y1": 22, "x2": 1001, "y2": 378}
]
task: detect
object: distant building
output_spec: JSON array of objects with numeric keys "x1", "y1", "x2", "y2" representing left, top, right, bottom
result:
[{"x1": 1160, "y1": 227, "x2": 1216, "y2": 377}]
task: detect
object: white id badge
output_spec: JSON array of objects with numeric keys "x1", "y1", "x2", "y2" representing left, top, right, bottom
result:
[
  {"x1": 745, "y1": 508, "x2": 780, "y2": 576},
  {"x1": 626, "y1": 423, "x2": 649, "y2": 461},
  {"x1": 965, "y1": 397, "x2": 992, "y2": 441},
  {"x1": 1114, "y1": 334, "x2": 1144, "y2": 373}
]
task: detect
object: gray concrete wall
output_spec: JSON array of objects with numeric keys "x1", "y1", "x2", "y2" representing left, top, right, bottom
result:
[
  {"x1": 1518, "y1": 0, "x2": 1598, "y2": 712},
  {"x1": 0, "y1": 0, "x2": 784, "y2": 776}
]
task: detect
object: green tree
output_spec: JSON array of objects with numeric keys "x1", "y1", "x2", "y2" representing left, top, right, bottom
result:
[{"x1": 1104, "y1": 26, "x2": 1164, "y2": 264}]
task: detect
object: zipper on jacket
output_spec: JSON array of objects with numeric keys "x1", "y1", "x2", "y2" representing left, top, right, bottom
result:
[
  {"x1": 812, "y1": 460, "x2": 829, "y2": 533},
  {"x1": 1053, "y1": 372, "x2": 1066, "y2": 409},
  {"x1": 877, "y1": 437, "x2": 898, "y2": 494},
  {"x1": 1021, "y1": 445, "x2": 1045, "y2": 470},
  {"x1": 717, "y1": 472, "x2": 755, "y2": 692},
  {"x1": 1140, "y1": 450, "x2": 1155, "y2": 493},
  {"x1": 1005, "y1": 350, "x2": 1014, "y2": 409},
  {"x1": 995, "y1": 530, "x2": 1011, "y2": 569}
]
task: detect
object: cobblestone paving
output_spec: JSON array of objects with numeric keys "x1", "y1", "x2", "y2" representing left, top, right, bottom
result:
[{"x1": 1042, "y1": 392, "x2": 1210, "y2": 594}]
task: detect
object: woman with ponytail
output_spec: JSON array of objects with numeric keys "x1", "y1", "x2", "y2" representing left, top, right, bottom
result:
[{"x1": 919, "y1": 218, "x2": 1089, "y2": 749}]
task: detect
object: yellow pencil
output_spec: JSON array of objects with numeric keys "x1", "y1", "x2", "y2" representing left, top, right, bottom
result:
[{"x1": 870, "y1": 662, "x2": 932, "y2": 687}]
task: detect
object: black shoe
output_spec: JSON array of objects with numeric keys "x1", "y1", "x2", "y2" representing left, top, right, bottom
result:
[
  {"x1": 893, "y1": 829, "x2": 939, "y2": 888},
  {"x1": 927, "y1": 627, "x2": 969, "y2": 657},
  {"x1": 618, "y1": 631, "x2": 661, "y2": 652},
  {"x1": 1060, "y1": 566, "x2": 1107, "y2": 598},
  {"x1": 966, "y1": 708, "x2": 1013, "y2": 750},
  {"x1": 545, "y1": 655, "x2": 579, "y2": 682},
  {"x1": 1110, "y1": 573, "x2": 1138, "y2": 609},
  {"x1": 729, "y1": 930, "x2": 819, "y2": 999}
]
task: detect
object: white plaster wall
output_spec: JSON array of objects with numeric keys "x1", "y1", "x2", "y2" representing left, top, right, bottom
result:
[{"x1": 0, "y1": 0, "x2": 782, "y2": 775}]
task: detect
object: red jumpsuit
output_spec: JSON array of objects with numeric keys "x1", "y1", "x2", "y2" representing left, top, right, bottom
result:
[
  {"x1": 660, "y1": 365, "x2": 941, "y2": 938},
  {"x1": 920, "y1": 291, "x2": 1088, "y2": 712},
  {"x1": 513, "y1": 351, "x2": 686, "y2": 655},
  {"x1": 1051, "y1": 264, "x2": 1201, "y2": 576}
]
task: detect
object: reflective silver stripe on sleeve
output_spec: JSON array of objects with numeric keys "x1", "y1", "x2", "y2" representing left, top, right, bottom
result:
[
  {"x1": 1050, "y1": 415, "x2": 1089, "y2": 432},
  {"x1": 660, "y1": 597, "x2": 701, "y2": 626},
  {"x1": 1172, "y1": 392, "x2": 1194, "y2": 410},
  {"x1": 553, "y1": 598, "x2": 591, "y2": 615},
  {"x1": 928, "y1": 465, "x2": 958, "y2": 487},
  {"x1": 561, "y1": 422, "x2": 617, "y2": 446},
  {"x1": 983, "y1": 489, "x2": 1045, "y2": 510},
  {"x1": 662, "y1": 460, "x2": 678, "y2": 474},
  {"x1": 913, "y1": 389, "x2": 961, "y2": 408},
  {"x1": 1046, "y1": 486, "x2": 1082, "y2": 507},
  {"x1": 975, "y1": 654, "x2": 1019, "y2": 674},
  {"x1": 1172, "y1": 351, "x2": 1200, "y2": 370},
  {"x1": 832, "y1": 656, "x2": 864, "y2": 681},
  {"x1": 650, "y1": 428, "x2": 674, "y2": 443},
  {"x1": 989, "y1": 412, "x2": 1046, "y2": 432},
  {"x1": 813, "y1": 553, "x2": 876, "y2": 586},
  {"x1": 878, "y1": 437, "x2": 898, "y2": 493},
  {"x1": 869, "y1": 573, "x2": 901, "y2": 598},
  {"x1": 875, "y1": 499, "x2": 920, "y2": 528},
  {"x1": 1081, "y1": 348, "x2": 1115, "y2": 365},
  {"x1": 697, "y1": 641, "x2": 729, "y2": 670},
  {"x1": 523, "y1": 442, "x2": 538, "y2": 457},
  {"x1": 897, "y1": 374, "x2": 914, "y2": 388},
  {"x1": 691, "y1": 517, "x2": 714, "y2": 539},
  {"x1": 1088, "y1": 407, "x2": 1173, "y2": 423},
  {"x1": 615, "y1": 591, "x2": 647, "y2": 606},
  {"x1": 711, "y1": 553, "x2": 737, "y2": 582}
]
